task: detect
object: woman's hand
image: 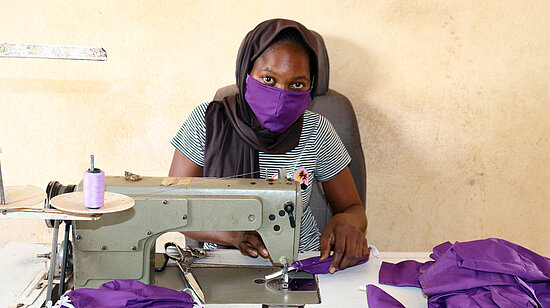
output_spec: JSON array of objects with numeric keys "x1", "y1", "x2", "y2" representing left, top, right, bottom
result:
[
  {"x1": 183, "y1": 230, "x2": 270, "y2": 259},
  {"x1": 320, "y1": 212, "x2": 369, "y2": 273},
  {"x1": 320, "y1": 166, "x2": 369, "y2": 273},
  {"x1": 232, "y1": 231, "x2": 270, "y2": 259}
]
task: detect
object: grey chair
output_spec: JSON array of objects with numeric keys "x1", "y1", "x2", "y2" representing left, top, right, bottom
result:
[{"x1": 213, "y1": 31, "x2": 366, "y2": 233}]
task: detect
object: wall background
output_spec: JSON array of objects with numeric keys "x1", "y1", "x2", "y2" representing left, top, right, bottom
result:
[{"x1": 1, "y1": 1, "x2": 548, "y2": 255}]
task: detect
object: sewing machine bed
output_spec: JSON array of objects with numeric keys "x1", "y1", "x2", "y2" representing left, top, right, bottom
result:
[{"x1": 156, "y1": 264, "x2": 320, "y2": 305}]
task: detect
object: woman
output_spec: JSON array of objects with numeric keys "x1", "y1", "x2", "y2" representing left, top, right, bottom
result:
[{"x1": 169, "y1": 19, "x2": 368, "y2": 272}]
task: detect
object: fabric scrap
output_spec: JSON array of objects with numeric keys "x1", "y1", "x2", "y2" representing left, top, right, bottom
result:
[{"x1": 366, "y1": 284, "x2": 405, "y2": 308}]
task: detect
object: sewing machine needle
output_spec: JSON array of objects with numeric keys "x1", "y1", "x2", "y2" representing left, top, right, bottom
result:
[{"x1": 282, "y1": 262, "x2": 289, "y2": 289}]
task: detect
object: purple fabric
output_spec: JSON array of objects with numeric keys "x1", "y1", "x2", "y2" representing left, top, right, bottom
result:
[
  {"x1": 429, "y1": 285, "x2": 540, "y2": 307},
  {"x1": 379, "y1": 260, "x2": 426, "y2": 287},
  {"x1": 366, "y1": 284, "x2": 405, "y2": 308},
  {"x1": 292, "y1": 254, "x2": 369, "y2": 274},
  {"x1": 379, "y1": 238, "x2": 550, "y2": 307},
  {"x1": 244, "y1": 74, "x2": 313, "y2": 133},
  {"x1": 430, "y1": 241, "x2": 453, "y2": 261},
  {"x1": 62, "y1": 280, "x2": 194, "y2": 308}
]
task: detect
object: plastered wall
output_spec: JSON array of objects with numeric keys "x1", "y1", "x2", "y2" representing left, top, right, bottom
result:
[{"x1": 1, "y1": 1, "x2": 549, "y2": 255}]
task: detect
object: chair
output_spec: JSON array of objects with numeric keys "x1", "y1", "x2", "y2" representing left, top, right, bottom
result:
[{"x1": 213, "y1": 31, "x2": 366, "y2": 233}]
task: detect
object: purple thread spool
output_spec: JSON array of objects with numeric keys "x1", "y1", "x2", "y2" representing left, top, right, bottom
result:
[{"x1": 83, "y1": 155, "x2": 105, "y2": 209}]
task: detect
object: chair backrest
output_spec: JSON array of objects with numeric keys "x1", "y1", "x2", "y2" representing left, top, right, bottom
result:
[{"x1": 213, "y1": 31, "x2": 366, "y2": 232}]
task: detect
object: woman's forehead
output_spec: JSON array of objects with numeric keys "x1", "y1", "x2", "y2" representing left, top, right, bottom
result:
[{"x1": 255, "y1": 41, "x2": 310, "y2": 70}]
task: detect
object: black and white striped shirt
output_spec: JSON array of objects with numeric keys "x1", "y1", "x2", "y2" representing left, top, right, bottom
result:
[{"x1": 171, "y1": 102, "x2": 351, "y2": 251}]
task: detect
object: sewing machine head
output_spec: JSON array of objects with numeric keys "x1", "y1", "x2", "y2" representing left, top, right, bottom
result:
[{"x1": 71, "y1": 175, "x2": 303, "y2": 289}]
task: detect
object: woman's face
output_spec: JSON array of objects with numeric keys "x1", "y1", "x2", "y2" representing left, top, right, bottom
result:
[{"x1": 249, "y1": 41, "x2": 311, "y2": 92}]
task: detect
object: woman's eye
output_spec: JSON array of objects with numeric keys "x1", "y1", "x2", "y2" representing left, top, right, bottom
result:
[
  {"x1": 290, "y1": 82, "x2": 304, "y2": 89},
  {"x1": 262, "y1": 76, "x2": 274, "y2": 84}
]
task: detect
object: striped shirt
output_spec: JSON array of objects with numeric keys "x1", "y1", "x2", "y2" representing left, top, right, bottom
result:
[{"x1": 171, "y1": 102, "x2": 351, "y2": 251}]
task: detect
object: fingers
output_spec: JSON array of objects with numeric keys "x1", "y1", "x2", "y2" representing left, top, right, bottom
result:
[
  {"x1": 238, "y1": 241, "x2": 258, "y2": 258},
  {"x1": 319, "y1": 232, "x2": 334, "y2": 261},
  {"x1": 327, "y1": 227, "x2": 369, "y2": 273},
  {"x1": 237, "y1": 232, "x2": 269, "y2": 259},
  {"x1": 362, "y1": 239, "x2": 370, "y2": 260},
  {"x1": 337, "y1": 231, "x2": 359, "y2": 270},
  {"x1": 329, "y1": 230, "x2": 346, "y2": 273},
  {"x1": 341, "y1": 237, "x2": 369, "y2": 268},
  {"x1": 246, "y1": 232, "x2": 269, "y2": 258}
]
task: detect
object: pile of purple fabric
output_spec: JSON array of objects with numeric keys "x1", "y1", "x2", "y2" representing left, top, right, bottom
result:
[
  {"x1": 369, "y1": 238, "x2": 550, "y2": 307},
  {"x1": 56, "y1": 280, "x2": 194, "y2": 308}
]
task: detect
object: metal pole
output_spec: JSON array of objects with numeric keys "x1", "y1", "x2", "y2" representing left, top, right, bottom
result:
[
  {"x1": 58, "y1": 222, "x2": 71, "y2": 298},
  {"x1": 46, "y1": 220, "x2": 60, "y2": 305},
  {"x1": 0, "y1": 160, "x2": 6, "y2": 205}
]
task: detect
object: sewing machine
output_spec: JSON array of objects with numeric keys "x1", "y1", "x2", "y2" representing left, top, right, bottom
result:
[{"x1": 64, "y1": 174, "x2": 320, "y2": 306}]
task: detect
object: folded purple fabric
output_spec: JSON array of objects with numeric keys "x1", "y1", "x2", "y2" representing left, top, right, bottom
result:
[
  {"x1": 292, "y1": 254, "x2": 369, "y2": 274},
  {"x1": 61, "y1": 280, "x2": 194, "y2": 308},
  {"x1": 452, "y1": 239, "x2": 550, "y2": 281},
  {"x1": 379, "y1": 260, "x2": 426, "y2": 287},
  {"x1": 429, "y1": 284, "x2": 541, "y2": 307},
  {"x1": 379, "y1": 238, "x2": 550, "y2": 308},
  {"x1": 429, "y1": 241, "x2": 452, "y2": 262},
  {"x1": 366, "y1": 284, "x2": 405, "y2": 308}
]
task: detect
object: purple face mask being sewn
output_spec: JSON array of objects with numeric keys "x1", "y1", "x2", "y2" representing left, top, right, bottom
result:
[{"x1": 244, "y1": 74, "x2": 313, "y2": 133}]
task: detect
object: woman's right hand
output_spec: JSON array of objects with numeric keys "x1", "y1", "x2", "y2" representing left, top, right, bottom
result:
[{"x1": 232, "y1": 231, "x2": 270, "y2": 259}]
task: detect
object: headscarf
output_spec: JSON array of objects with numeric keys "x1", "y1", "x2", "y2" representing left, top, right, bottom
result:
[{"x1": 204, "y1": 19, "x2": 319, "y2": 178}]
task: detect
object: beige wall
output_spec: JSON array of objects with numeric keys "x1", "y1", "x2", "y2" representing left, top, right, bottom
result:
[{"x1": 1, "y1": 1, "x2": 548, "y2": 255}]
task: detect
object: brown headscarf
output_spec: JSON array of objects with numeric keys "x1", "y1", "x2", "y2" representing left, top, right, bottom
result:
[{"x1": 204, "y1": 19, "x2": 319, "y2": 178}]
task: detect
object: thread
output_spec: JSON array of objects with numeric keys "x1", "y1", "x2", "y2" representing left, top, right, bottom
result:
[
  {"x1": 83, "y1": 155, "x2": 105, "y2": 209},
  {"x1": 83, "y1": 170, "x2": 105, "y2": 209}
]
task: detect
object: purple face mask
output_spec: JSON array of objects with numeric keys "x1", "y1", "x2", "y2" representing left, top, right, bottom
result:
[{"x1": 244, "y1": 75, "x2": 313, "y2": 133}]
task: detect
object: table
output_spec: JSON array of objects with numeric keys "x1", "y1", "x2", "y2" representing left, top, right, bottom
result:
[
  {"x1": 0, "y1": 242, "x2": 51, "y2": 308},
  {"x1": 0, "y1": 242, "x2": 430, "y2": 308}
]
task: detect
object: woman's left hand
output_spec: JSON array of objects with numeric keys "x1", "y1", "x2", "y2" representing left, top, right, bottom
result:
[
  {"x1": 320, "y1": 212, "x2": 369, "y2": 273},
  {"x1": 318, "y1": 167, "x2": 369, "y2": 273}
]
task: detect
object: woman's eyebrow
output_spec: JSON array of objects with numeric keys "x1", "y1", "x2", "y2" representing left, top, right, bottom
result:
[
  {"x1": 261, "y1": 68, "x2": 279, "y2": 76},
  {"x1": 292, "y1": 74, "x2": 310, "y2": 81},
  {"x1": 260, "y1": 69, "x2": 309, "y2": 81}
]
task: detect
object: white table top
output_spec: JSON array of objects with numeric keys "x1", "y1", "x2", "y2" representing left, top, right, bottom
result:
[
  {"x1": 0, "y1": 242, "x2": 50, "y2": 308},
  {"x1": 317, "y1": 251, "x2": 430, "y2": 308},
  {"x1": 1, "y1": 242, "x2": 430, "y2": 308}
]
